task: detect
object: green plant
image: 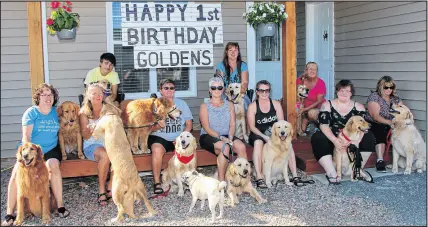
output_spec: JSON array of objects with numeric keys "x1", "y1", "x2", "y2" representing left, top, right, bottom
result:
[
  {"x1": 243, "y1": 2, "x2": 288, "y2": 28},
  {"x1": 46, "y1": 1, "x2": 80, "y2": 35}
]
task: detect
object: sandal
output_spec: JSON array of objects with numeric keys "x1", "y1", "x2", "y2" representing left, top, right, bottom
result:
[
  {"x1": 98, "y1": 192, "x2": 109, "y2": 206},
  {"x1": 325, "y1": 175, "x2": 341, "y2": 185},
  {"x1": 106, "y1": 189, "x2": 112, "y2": 200},
  {"x1": 255, "y1": 179, "x2": 268, "y2": 189},
  {"x1": 57, "y1": 207, "x2": 70, "y2": 218},
  {"x1": 290, "y1": 177, "x2": 315, "y2": 187},
  {"x1": 3, "y1": 214, "x2": 15, "y2": 225},
  {"x1": 149, "y1": 183, "x2": 171, "y2": 199}
]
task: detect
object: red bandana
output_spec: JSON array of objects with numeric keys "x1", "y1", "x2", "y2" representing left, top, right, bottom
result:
[
  {"x1": 339, "y1": 129, "x2": 351, "y2": 142},
  {"x1": 175, "y1": 150, "x2": 194, "y2": 164}
]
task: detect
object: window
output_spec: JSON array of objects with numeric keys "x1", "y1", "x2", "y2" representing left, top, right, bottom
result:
[{"x1": 107, "y1": 2, "x2": 197, "y2": 99}]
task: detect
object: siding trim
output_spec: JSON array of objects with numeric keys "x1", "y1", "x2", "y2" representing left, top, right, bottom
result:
[
  {"x1": 41, "y1": 1, "x2": 50, "y2": 83},
  {"x1": 27, "y1": 2, "x2": 45, "y2": 90}
]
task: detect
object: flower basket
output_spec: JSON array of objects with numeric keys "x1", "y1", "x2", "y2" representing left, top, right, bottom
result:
[
  {"x1": 243, "y1": 2, "x2": 288, "y2": 29},
  {"x1": 46, "y1": 1, "x2": 80, "y2": 40},
  {"x1": 257, "y1": 22, "x2": 277, "y2": 37}
]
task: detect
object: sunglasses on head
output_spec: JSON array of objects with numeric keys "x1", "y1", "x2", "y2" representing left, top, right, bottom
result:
[
  {"x1": 257, "y1": 88, "x2": 270, "y2": 93},
  {"x1": 210, "y1": 86, "x2": 224, "y2": 91},
  {"x1": 162, "y1": 86, "x2": 175, "y2": 91},
  {"x1": 384, "y1": 85, "x2": 395, "y2": 90}
]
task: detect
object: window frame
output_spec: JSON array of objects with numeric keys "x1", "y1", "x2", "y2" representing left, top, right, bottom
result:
[{"x1": 106, "y1": 2, "x2": 197, "y2": 99}]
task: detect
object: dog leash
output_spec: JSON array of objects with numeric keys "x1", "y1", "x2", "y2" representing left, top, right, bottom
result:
[
  {"x1": 385, "y1": 128, "x2": 393, "y2": 161},
  {"x1": 346, "y1": 144, "x2": 374, "y2": 183}
]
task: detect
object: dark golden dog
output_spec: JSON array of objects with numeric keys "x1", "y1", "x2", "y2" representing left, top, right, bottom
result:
[
  {"x1": 57, "y1": 101, "x2": 84, "y2": 160},
  {"x1": 296, "y1": 75, "x2": 309, "y2": 136},
  {"x1": 120, "y1": 97, "x2": 181, "y2": 154},
  {"x1": 225, "y1": 83, "x2": 249, "y2": 143}
]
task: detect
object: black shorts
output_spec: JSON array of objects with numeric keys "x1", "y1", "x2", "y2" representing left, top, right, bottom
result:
[
  {"x1": 368, "y1": 121, "x2": 391, "y2": 145},
  {"x1": 148, "y1": 135, "x2": 175, "y2": 152},
  {"x1": 311, "y1": 130, "x2": 376, "y2": 161},
  {"x1": 248, "y1": 132, "x2": 266, "y2": 147},
  {"x1": 199, "y1": 134, "x2": 240, "y2": 155},
  {"x1": 43, "y1": 143, "x2": 62, "y2": 162}
]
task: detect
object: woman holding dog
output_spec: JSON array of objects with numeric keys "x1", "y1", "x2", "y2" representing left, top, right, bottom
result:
[
  {"x1": 247, "y1": 80, "x2": 300, "y2": 188},
  {"x1": 199, "y1": 77, "x2": 248, "y2": 181},
  {"x1": 311, "y1": 80, "x2": 376, "y2": 184},
  {"x1": 365, "y1": 76, "x2": 403, "y2": 173},
  {"x1": 79, "y1": 83, "x2": 114, "y2": 206},
  {"x1": 296, "y1": 62, "x2": 327, "y2": 136},
  {"x1": 4, "y1": 84, "x2": 69, "y2": 225}
]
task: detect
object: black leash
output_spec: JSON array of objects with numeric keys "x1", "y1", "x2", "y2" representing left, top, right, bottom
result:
[{"x1": 346, "y1": 144, "x2": 374, "y2": 183}]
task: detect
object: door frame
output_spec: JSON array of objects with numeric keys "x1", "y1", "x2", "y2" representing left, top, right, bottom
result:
[
  {"x1": 246, "y1": 2, "x2": 256, "y2": 92},
  {"x1": 305, "y1": 2, "x2": 335, "y2": 98}
]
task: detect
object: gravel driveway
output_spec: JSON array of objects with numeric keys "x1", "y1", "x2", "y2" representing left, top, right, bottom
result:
[{"x1": 1, "y1": 166, "x2": 426, "y2": 226}]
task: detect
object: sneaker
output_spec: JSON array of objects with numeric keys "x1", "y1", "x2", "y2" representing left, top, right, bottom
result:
[{"x1": 376, "y1": 160, "x2": 387, "y2": 173}]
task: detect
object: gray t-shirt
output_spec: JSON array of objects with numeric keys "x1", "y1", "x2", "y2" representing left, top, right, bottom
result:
[{"x1": 151, "y1": 98, "x2": 193, "y2": 141}]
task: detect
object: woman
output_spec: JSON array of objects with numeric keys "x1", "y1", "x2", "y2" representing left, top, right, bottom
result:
[
  {"x1": 148, "y1": 79, "x2": 193, "y2": 196},
  {"x1": 4, "y1": 84, "x2": 69, "y2": 225},
  {"x1": 311, "y1": 80, "x2": 375, "y2": 184},
  {"x1": 296, "y1": 62, "x2": 327, "y2": 136},
  {"x1": 366, "y1": 76, "x2": 403, "y2": 173},
  {"x1": 79, "y1": 83, "x2": 113, "y2": 205},
  {"x1": 216, "y1": 42, "x2": 251, "y2": 108},
  {"x1": 247, "y1": 80, "x2": 300, "y2": 188},
  {"x1": 199, "y1": 77, "x2": 248, "y2": 181}
]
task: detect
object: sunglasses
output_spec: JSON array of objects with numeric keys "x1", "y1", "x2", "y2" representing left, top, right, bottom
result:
[
  {"x1": 210, "y1": 86, "x2": 224, "y2": 91},
  {"x1": 162, "y1": 86, "x2": 175, "y2": 91},
  {"x1": 257, "y1": 88, "x2": 271, "y2": 93},
  {"x1": 383, "y1": 86, "x2": 395, "y2": 90}
]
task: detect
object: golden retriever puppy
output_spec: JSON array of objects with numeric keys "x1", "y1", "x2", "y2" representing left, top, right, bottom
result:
[
  {"x1": 181, "y1": 170, "x2": 227, "y2": 223},
  {"x1": 225, "y1": 83, "x2": 249, "y2": 143},
  {"x1": 14, "y1": 143, "x2": 55, "y2": 225},
  {"x1": 92, "y1": 113, "x2": 157, "y2": 222},
  {"x1": 296, "y1": 84, "x2": 309, "y2": 136},
  {"x1": 57, "y1": 101, "x2": 84, "y2": 160},
  {"x1": 390, "y1": 104, "x2": 426, "y2": 174},
  {"x1": 334, "y1": 116, "x2": 371, "y2": 181},
  {"x1": 162, "y1": 131, "x2": 197, "y2": 196},
  {"x1": 225, "y1": 157, "x2": 267, "y2": 206},
  {"x1": 262, "y1": 120, "x2": 294, "y2": 188},
  {"x1": 120, "y1": 97, "x2": 182, "y2": 155}
]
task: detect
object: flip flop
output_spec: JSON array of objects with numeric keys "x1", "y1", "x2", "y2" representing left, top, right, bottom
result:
[{"x1": 149, "y1": 184, "x2": 171, "y2": 199}]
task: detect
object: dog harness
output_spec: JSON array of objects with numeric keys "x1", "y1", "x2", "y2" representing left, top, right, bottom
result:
[{"x1": 175, "y1": 150, "x2": 194, "y2": 164}]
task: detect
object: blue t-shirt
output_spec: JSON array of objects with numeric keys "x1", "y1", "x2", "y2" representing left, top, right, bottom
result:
[
  {"x1": 151, "y1": 98, "x2": 193, "y2": 141},
  {"x1": 21, "y1": 106, "x2": 60, "y2": 154},
  {"x1": 215, "y1": 61, "x2": 248, "y2": 88}
]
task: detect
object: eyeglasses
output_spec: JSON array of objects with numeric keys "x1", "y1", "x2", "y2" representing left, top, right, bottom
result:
[
  {"x1": 256, "y1": 88, "x2": 270, "y2": 94},
  {"x1": 40, "y1": 94, "x2": 53, "y2": 98},
  {"x1": 384, "y1": 86, "x2": 395, "y2": 90},
  {"x1": 210, "y1": 86, "x2": 224, "y2": 91},
  {"x1": 162, "y1": 86, "x2": 175, "y2": 91}
]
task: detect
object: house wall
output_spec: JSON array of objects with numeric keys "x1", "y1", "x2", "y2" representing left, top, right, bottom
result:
[
  {"x1": 296, "y1": 1, "x2": 306, "y2": 75},
  {"x1": 334, "y1": 1, "x2": 427, "y2": 138},
  {"x1": 1, "y1": 2, "x2": 32, "y2": 158}
]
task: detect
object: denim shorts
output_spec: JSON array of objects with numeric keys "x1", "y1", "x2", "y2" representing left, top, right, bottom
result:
[{"x1": 83, "y1": 144, "x2": 104, "y2": 161}]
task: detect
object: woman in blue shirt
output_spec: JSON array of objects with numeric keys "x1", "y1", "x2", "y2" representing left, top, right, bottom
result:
[{"x1": 4, "y1": 84, "x2": 69, "y2": 225}]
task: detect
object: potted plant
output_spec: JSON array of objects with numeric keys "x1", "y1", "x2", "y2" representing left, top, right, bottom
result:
[
  {"x1": 46, "y1": 1, "x2": 80, "y2": 40},
  {"x1": 243, "y1": 2, "x2": 288, "y2": 37}
]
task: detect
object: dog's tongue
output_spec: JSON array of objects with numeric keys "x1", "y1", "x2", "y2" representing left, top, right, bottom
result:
[{"x1": 280, "y1": 136, "x2": 287, "y2": 141}]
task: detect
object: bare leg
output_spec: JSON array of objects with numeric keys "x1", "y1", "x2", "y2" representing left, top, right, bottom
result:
[
  {"x1": 252, "y1": 140, "x2": 264, "y2": 180},
  {"x1": 94, "y1": 147, "x2": 110, "y2": 204},
  {"x1": 232, "y1": 139, "x2": 247, "y2": 159},
  {"x1": 151, "y1": 143, "x2": 166, "y2": 185},
  {"x1": 214, "y1": 141, "x2": 229, "y2": 182},
  {"x1": 287, "y1": 149, "x2": 298, "y2": 178},
  {"x1": 375, "y1": 143, "x2": 386, "y2": 160},
  {"x1": 46, "y1": 158, "x2": 64, "y2": 208},
  {"x1": 318, "y1": 155, "x2": 339, "y2": 182},
  {"x1": 5, "y1": 163, "x2": 19, "y2": 224}
]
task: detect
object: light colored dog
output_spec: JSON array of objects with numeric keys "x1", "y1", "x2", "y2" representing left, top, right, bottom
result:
[
  {"x1": 225, "y1": 83, "x2": 249, "y2": 143},
  {"x1": 92, "y1": 110, "x2": 157, "y2": 222},
  {"x1": 57, "y1": 101, "x2": 84, "y2": 160},
  {"x1": 296, "y1": 83, "x2": 309, "y2": 136},
  {"x1": 334, "y1": 116, "x2": 372, "y2": 181},
  {"x1": 262, "y1": 120, "x2": 295, "y2": 188},
  {"x1": 181, "y1": 170, "x2": 227, "y2": 223},
  {"x1": 14, "y1": 143, "x2": 56, "y2": 225},
  {"x1": 225, "y1": 157, "x2": 267, "y2": 206},
  {"x1": 389, "y1": 104, "x2": 426, "y2": 174},
  {"x1": 162, "y1": 131, "x2": 198, "y2": 196}
]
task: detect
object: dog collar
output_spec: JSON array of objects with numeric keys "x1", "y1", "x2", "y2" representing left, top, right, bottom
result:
[
  {"x1": 296, "y1": 102, "x2": 302, "y2": 109},
  {"x1": 229, "y1": 180, "x2": 241, "y2": 188},
  {"x1": 339, "y1": 129, "x2": 351, "y2": 142},
  {"x1": 175, "y1": 151, "x2": 194, "y2": 164}
]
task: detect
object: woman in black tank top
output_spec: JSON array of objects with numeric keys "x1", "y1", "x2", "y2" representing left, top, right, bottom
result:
[{"x1": 247, "y1": 80, "x2": 299, "y2": 188}]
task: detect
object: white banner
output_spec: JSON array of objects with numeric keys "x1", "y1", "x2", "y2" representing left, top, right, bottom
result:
[{"x1": 120, "y1": 2, "x2": 223, "y2": 68}]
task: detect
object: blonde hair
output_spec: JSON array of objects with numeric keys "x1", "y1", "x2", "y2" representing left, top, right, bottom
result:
[
  {"x1": 375, "y1": 75, "x2": 398, "y2": 97},
  {"x1": 80, "y1": 83, "x2": 105, "y2": 119}
]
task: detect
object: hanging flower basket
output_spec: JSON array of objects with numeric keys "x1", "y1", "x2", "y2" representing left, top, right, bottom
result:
[
  {"x1": 56, "y1": 27, "x2": 76, "y2": 40},
  {"x1": 46, "y1": 1, "x2": 80, "y2": 40},
  {"x1": 243, "y1": 2, "x2": 288, "y2": 29},
  {"x1": 257, "y1": 22, "x2": 277, "y2": 37}
]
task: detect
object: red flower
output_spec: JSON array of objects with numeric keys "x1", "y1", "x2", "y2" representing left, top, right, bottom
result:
[
  {"x1": 46, "y1": 18, "x2": 54, "y2": 26},
  {"x1": 51, "y1": 1, "x2": 60, "y2": 9},
  {"x1": 62, "y1": 5, "x2": 67, "y2": 9},
  {"x1": 65, "y1": 1, "x2": 72, "y2": 6},
  {"x1": 66, "y1": 7, "x2": 71, "y2": 12}
]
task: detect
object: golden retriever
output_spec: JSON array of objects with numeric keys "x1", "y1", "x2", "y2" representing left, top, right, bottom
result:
[
  {"x1": 96, "y1": 79, "x2": 119, "y2": 107},
  {"x1": 225, "y1": 157, "x2": 267, "y2": 206},
  {"x1": 296, "y1": 83, "x2": 309, "y2": 136},
  {"x1": 120, "y1": 97, "x2": 182, "y2": 155},
  {"x1": 225, "y1": 83, "x2": 249, "y2": 143},
  {"x1": 162, "y1": 131, "x2": 198, "y2": 196},
  {"x1": 389, "y1": 104, "x2": 426, "y2": 174},
  {"x1": 92, "y1": 113, "x2": 157, "y2": 222},
  {"x1": 57, "y1": 101, "x2": 84, "y2": 160},
  {"x1": 262, "y1": 120, "x2": 294, "y2": 188},
  {"x1": 181, "y1": 170, "x2": 227, "y2": 223},
  {"x1": 14, "y1": 143, "x2": 56, "y2": 225},
  {"x1": 334, "y1": 116, "x2": 372, "y2": 181}
]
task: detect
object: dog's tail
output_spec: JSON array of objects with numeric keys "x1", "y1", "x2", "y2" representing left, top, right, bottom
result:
[{"x1": 217, "y1": 181, "x2": 227, "y2": 191}]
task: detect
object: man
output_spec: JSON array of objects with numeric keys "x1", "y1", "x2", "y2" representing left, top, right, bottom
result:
[
  {"x1": 148, "y1": 79, "x2": 193, "y2": 197},
  {"x1": 84, "y1": 53, "x2": 120, "y2": 102}
]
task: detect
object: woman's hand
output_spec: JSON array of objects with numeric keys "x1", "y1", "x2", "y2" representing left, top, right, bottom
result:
[
  {"x1": 263, "y1": 135, "x2": 271, "y2": 143},
  {"x1": 333, "y1": 137, "x2": 349, "y2": 151}
]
